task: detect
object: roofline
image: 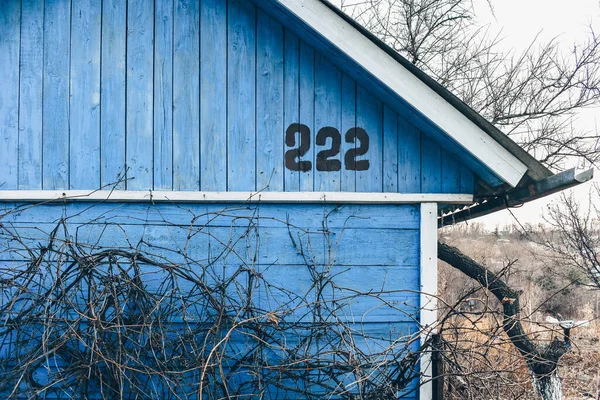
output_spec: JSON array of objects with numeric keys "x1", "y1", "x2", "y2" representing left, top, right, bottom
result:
[
  {"x1": 256, "y1": 0, "x2": 529, "y2": 187},
  {"x1": 317, "y1": 0, "x2": 553, "y2": 183}
]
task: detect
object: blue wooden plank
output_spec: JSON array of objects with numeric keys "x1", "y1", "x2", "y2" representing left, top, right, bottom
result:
[
  {"x1": 173, "y1": 0, "x2": 200, "y2": 191},
  {"x1": 383, "y1": 105, "x2": 399, "y2": 192},
  {"x1": 200, "y1": 0, "x2": 227, "y2": 191},
  {"x1": 227, "y1": 0, "x2": 257, "y2": 191},
  {"x1": 298, "y1": 40, "x2": 315, "y2": 191},
  {"x1": 398, "y1": 118, "x2": 421, "y2": 193},
  {"x1": 340, "y1": 73, "x2": 356, "y2": 192},
  {"x1": 153, "y1": 0, "x2": 173, "y2": 190},
  {"x1": 1, "y1": 203, "x2": 420, "y2": 230},
  {"x1": 18, "y1": 0, "x2": 43, "y2": 190},
  {"x1": 283, "y1": 29, "x2": 300, "y2": 192},
  {"x1": 314, "y1": 55, "x2": 341, "y2": 191},
  {"x1": 256, "y1": 10, "x2": 284, "y2": 192},
  {"x1": 461, "y1": 164, "x2": 475, "y2": 194},
  {"x1": 43, "y1": 0, "x2": 70, "y2": 190},
  {"x1": 126, "y1": 0, "x2": 154, "y2": 190},
  {"x1": 442, "y1": 150, "x2": 461, "y2": 193},
  {"x1": 0, "y1": 0, "x2": 20, "y2": 190},
  {"x1": 421, "y1": 134, "x2": 442, "y2": 192},
  {"x1": 70, "y1": 0, "x2": 101, "y2": 190},
  {"x1": 356, "y1": 85, "x2": 383, "y2": 192},
  {"x1": 101, "y1": 0, "x2": 126, "y2": 189}
]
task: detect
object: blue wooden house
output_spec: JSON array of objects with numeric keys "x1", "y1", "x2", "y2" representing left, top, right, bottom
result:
[{"x1": 0, "y1": 0, "x2": 592, "y2": 398}]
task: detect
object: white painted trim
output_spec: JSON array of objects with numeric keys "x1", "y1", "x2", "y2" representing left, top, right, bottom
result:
[
  {"x1": 272, "y1": 0, "x2": 528, "y2": 187},
  {"x1": 0, "y1": 190, "x2": 473, "y2": 204},
  {"x1": 420, "y1": 203, "x2": 438, "y2": 400}
]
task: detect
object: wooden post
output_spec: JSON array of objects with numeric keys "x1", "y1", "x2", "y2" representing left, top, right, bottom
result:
[{"x1": 432, "y1": 333, "x2": 444, "y2": 400}]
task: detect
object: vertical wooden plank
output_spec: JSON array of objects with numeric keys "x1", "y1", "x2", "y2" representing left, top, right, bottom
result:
[
  {"x1": 227, "y1": 0, "x2": 256, "y2": 191},
  {"x1": 298, "y1": 40, "x2": 314, "y2": 192},
  {"x1": 154, "y1": 0, "x2": 173, "y2": 190},
  {"x1": 421, "y1": 134, "x2": 442, "y2": 192},
  {"x1": 441, "y1": 151, "x2": 461, "y2": 193},
  {"x1": 283, "y1": 29, "x2": 300, "y2": 192},
  {"x1": 43, "y1": 0, "x2": 70, "y2": 190},
  {"x1": 101, "y1": 0, "x2": 126, "y2": 188},
  {"x1": 200, "y1": 0, "x2": 227, "y2": 191},
  {"x1": 256, "y1": 11, "x2": 284, "y2": 192},
  {"x1": 382, "y1": 105, "x2": 398, "y2": 192},
  {"x1": 70, "y1": 0, "x2": 101, "y2": 189},
  {"x1": 460, "y1": 164, "x2": 475, "y2": 194},
  {"x1": 313, "y1": 55, "x2": 341, "y2": 192},
  {"x1": 173, "y1": 0, "x2": 200, "y2": 191},
  {"x1": 420, "y1": 202, "x2": 438, "y2": 400},
  {"x1": 0, "y1": 0, "x2": 20, "y2": 190},
  {"x1": 398, "y1": 118, "x2": 421, "y2": 193},
  {"x1": 18, "y1": 0, "x2": 43, "y2": 190},
  {"x1": 355, "y1": 85, "x2": 382, "y2": 192},
  {"x1": 340, "y1": 73, "x2": 356, "y2": 192},
  {"x1": 126, "y1": 0, "x2": 154, "y2": 190}
]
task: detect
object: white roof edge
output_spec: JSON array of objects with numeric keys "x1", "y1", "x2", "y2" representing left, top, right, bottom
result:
[{"x1": 275, "y1": 0, "x2": 528, "y2": 187}]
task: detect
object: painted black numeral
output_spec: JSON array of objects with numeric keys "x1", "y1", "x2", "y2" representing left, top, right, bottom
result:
[
  {"x1": 285, "y1": 123, "x2": 312, "y2": 172},
  {"x1": 344, "y1": 128, "x2": 370, "y2": 171},
  {"x1": 315, "y1": 127, "x2": 342, "y2": 172}
]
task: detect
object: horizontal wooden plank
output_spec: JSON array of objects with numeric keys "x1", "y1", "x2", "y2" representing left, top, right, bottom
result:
[{"x1": 0, "y1": 190, "x2": 472, "y2": 204}]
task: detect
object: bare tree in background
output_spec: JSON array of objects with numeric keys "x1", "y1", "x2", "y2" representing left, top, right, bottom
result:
[
  {"x1": 337, "y1": 1, "x2": 600, "y2": 399},
  {"x1": 340, "y1": 0, "x2": 600, "y2": 169}
]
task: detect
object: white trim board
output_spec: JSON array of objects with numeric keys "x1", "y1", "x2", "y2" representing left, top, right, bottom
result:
[
  {"x1": 420, "y1": 203, "x2": 439, "y2": 400},
  {"x1": 270, "y1": 0, "x2": 528, "y2": 187},
  {"x1": 0, "y1": 190, "x2": 472, "y2": 204}
]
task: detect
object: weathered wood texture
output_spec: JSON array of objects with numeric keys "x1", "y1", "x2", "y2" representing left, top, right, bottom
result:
[
  {"x1": 0, "y1": 0, "x2": 473, "y2": 194},
  {"x1": 0, "y1": 202, "x2": 421, "y2": 398}
]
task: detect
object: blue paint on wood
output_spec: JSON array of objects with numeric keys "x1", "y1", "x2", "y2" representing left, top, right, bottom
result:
[
  {"x1": 43, "y1": 0, "x2": 70, "y2": 190},
  {"x1": 200, "y1": 0, "x2": 227, "y2": 191},
  {"x1": 126, "y1": 0, "x2": 154, "y2": 190},
  {"x1": 298, "y1": 40, "x2": 315, "y2": 191},
  {"x1": 101, "y1": 0, "x2": 127, "y2": 188},
  {"x1": 0, "y1": 201, "x2": 421, "y2": 398},
  {"x1": 283, "y1": 29, "x2": 300, "y2": 192},
  {"x1": 0, "y1": 0, "x2": 20, "y2": 191},
  {"x1": 70, "y1": 0, "x2": 101, "y2": 189},
  {"x1": 356, "y1": 84, "x2": 383, "y2": 192},
  {"x1": 153, "y1": 0, "x2": 173, "y2": 190},
  {"x1": 256, "y1": 11, "x2": 284, "y2": 191},
  {"x1": 18, "y1": 0, "x2": 43, "y2": 190},
  {"x1": 421, "y1": 135, "x2": 442, "y2": 192},
  {"x1": 442, "y1": 151, "x2": 461, "y2": 193},
  {"x1": 173, "y1": 0, "x2": 200, "y2": 190},
  {"x1": 461, "y1": 164, "x2": 475, "y2": 193},
  {"x1": 314, "y1": 55, "x2": 341, "y2": 191},
  {"x1": 341, "y1": 73, "x2": 356, "y2": 192},
  {"x1": 398, "y1": 119, "x2": 421, "y2": 192},
  {"x1": 383, "y1": 105, "x2": 399, "y2": 192},
  {"x1": 3, "y1": 0, "x2": 485, "y2": 196},
  {"x1": 228, "y1": 0, "x2": 256, "y2": 191}
]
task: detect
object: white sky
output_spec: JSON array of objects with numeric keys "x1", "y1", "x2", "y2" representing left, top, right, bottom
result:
[
  {"x1": 469, "y1": 0, "x2": 600, "y2": 229},
  {"x1": 335, "y1": 0, "x2": 600, "y2": 229}
]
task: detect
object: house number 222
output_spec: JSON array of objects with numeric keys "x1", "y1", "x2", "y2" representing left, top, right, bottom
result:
[{"x1": 284, "y1": 123, "x2": 370, "y2": 172}]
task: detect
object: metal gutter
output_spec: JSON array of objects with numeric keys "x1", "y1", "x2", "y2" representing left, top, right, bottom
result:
[{"x1": 439, "y1": 168, "x2": 594, "y2": 227}]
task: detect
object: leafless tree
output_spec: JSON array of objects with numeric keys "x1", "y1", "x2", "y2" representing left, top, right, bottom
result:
[
  {"x1": 339, "y1": 0, "x2": 600, "y2": 169},
  {"x1": 337, "y1": 1, "x2": 600, "y2": 399}
]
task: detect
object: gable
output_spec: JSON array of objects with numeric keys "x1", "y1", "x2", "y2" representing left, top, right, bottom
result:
[{"x1": 1, "y1": 0, "x2": 474, "y2": 196}]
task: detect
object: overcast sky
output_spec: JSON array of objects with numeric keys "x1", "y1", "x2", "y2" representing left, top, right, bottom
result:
[{"x1": 470, "y1": 0, "x2": 599, "y2": 229}]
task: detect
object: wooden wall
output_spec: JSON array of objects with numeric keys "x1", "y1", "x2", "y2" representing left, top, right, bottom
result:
[
  {"x1": 0, "y1": 202, "x2": 421, "y2": 398},
  {"x1": 0, "y1": 0, "x2": 473, "y2": 194}
]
